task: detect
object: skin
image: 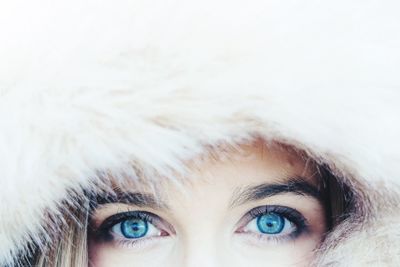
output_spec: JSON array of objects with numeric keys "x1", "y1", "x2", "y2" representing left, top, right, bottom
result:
[{"x1": 88, "y1": 141, "x2": 327, "y2": 267}]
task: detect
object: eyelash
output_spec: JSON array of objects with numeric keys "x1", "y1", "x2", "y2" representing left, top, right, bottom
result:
[
  {"x1": 94, "y1": 205, "x2": 309, "y2": 248},
  {"x1": 235, "y1": 205, "x2": 309, "y2": 244},
  {"x1": 93, "y1": 211, "x2": 171, "y2": 249}
]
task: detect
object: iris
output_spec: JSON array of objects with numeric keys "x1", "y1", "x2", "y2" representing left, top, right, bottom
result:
[
  {"x1": 256, "y1": 212, "x2": 285, "y2": 234},
  {"x1": 121, "y1": 218, "x2": 148, "y2": 238}
]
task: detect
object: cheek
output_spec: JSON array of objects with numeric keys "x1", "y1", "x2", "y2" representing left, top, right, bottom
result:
[
  {"x1": 228, "y1": 234, "x2": 321, "y2": 267},
  {"x1": 88, "y1": 241, "x2": 176, "y2": 267},
  {"x1": 89, "y1": 235, "x2": 320, "y2": 267}
]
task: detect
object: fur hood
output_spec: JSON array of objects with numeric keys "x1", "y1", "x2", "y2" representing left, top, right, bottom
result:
[{"x1": 1, "y1": 0, "x2": 400, "y2": 266}]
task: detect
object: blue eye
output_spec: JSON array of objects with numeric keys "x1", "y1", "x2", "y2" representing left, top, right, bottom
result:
[
  {"x1": 240, "y1": 206, "x2": 306, "y2": 240},
  {"x1": 106, "y1": 211, "x2": 169, "y2": 241},
  {"x1": 256, "y1": 212, "x2": 285, "y2": 234},
  {"x1": 120, "y1": 218, "x2": 149, "y2": 238}
]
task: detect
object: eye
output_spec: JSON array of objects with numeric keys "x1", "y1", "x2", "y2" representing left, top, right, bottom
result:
[
  {"x1": 112, "y1": 217, "x2": 160, "y2": 239},
  {"x1": 236, "y1": 205, "x2": 308, "y2": 242},
  {"x1": 95, "y1": 211, "x2": 172, "y2": 247},
  {"x1": 245, "y1": 211, "x2": 295, "y2": 235}
]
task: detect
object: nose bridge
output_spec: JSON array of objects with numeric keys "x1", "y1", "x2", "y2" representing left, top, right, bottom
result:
[
  {"x1": 181, "y1": 235, "x2": 220, "y2": 267},
  {"x1": 171, "y1": 178, "x2": 229, "y2": 267},
  {"x1": 175, "y1": 217, "x2": 222, "y2": 267}
]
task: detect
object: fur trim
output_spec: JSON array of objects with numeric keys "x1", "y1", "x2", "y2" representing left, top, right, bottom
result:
[{"x1": 1, "y1": 0, "x2": 400, "y2": 265}]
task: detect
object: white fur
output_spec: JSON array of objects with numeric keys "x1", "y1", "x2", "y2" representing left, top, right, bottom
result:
[{"x1": 1, "y1": 0, "x2": 400, "y2": 265}]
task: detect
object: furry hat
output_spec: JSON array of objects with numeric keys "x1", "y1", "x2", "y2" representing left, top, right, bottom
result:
[{"x1": 1, "y1": 0, "x2": 400, "y2": 266}]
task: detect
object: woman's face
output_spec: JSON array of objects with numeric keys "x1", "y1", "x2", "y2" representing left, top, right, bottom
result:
[{"x1": 88, "y1": 142, "x2": 327, "y2": 267}]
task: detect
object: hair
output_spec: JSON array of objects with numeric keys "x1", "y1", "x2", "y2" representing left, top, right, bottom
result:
[
  {"x1": 34, "y1": 198, "x2": 90, "y2": 266},
  {"x1": 27, "y1": 143, "x2": 355, "y2": 267}
]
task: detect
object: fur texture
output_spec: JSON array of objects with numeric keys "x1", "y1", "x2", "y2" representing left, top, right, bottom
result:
[{"x1": 1, "y1": 0, "x2": 400, "y2": 266}]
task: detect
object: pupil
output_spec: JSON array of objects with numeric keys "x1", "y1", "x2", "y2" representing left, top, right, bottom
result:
[
  {"x1": 121, "y1": 218, "x2": 148, "y2": 238},
  {"x1": 256, "y1": 212, "x2": 285, "y2": 234}
]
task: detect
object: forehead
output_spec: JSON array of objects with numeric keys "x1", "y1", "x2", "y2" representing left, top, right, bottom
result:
[
  {"x1": 181, "y1": 141, "x2": 319, "y2": 192},
  {"x1": 114, "y1": 140, "x2": 320, "y2": 199}
]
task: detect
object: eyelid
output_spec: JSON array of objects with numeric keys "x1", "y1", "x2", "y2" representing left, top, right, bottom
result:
[{"x1": 99, "y1": 211, "x2": 154, "y2": 231}]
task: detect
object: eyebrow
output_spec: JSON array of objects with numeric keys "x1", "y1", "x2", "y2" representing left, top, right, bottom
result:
[
  {"x1": 229, "y1": 177, "x2": 322, "y2": 208},
  {"x1": 91, "y1": 189, "x2": 168, "y2": 210},
  {"x1": 90, "y1": 177, "x2": 321, "y2": 210}
]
